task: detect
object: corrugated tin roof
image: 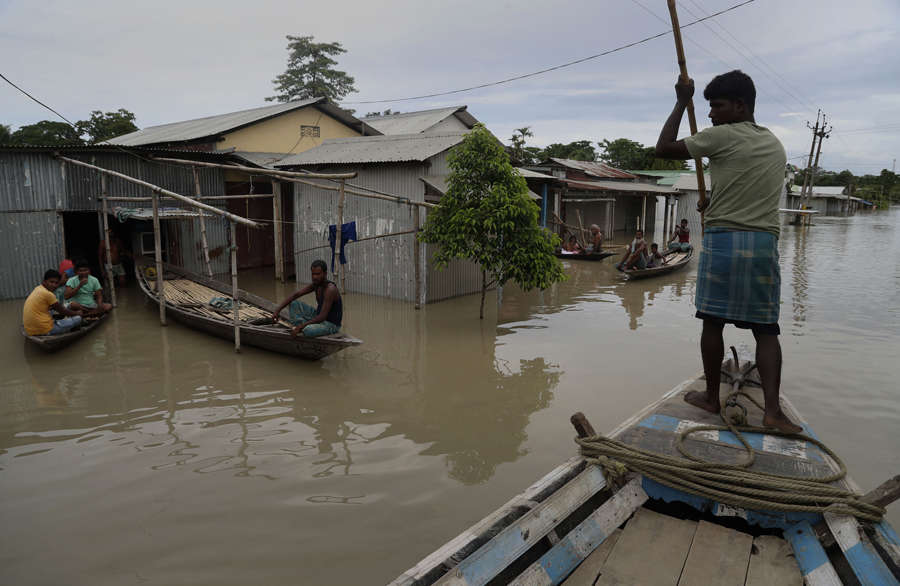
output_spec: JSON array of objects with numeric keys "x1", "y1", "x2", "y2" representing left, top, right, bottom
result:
[
  {"x1": 361, "y1": 106, "x2": 478, "y2": 135},
  {"x1": 420, "y1": 175, "x2": 541, "y2": 200},
  {"x1": 789, "y1": 185, "x2": 847, "y2": 196},
  {"x1": 106, "y1": 99, "x2": 378, "y2": 146},
  {"x1": 566, "y1": 179, "x2": 678, "y2": 195},
  {"x1": 544, "y1": 158, "x2": 637, "y2": 179},
  {"x1": 275, "y1": 132, "x2": 466, "y2": 166},
  {"x1": 624, "y1": 169, "x2": 694, "y2": 186},
  {"x1": 229, "y1": 151, "x2": 293, "y2": 168},
  {"x1": 673, "y1": 173, "x2": 712, "y2": 191},
  {"x1": 516, "y1": 167, "x2": 561, "y2": 181}
]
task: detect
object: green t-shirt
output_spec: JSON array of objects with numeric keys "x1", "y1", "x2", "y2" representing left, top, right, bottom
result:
[
  {"x1": 66, "y1": 274, "x2": 102, "y2": 307},
  {"x1": 683, "y1": 121, "x2": 786, "y2": 237}
]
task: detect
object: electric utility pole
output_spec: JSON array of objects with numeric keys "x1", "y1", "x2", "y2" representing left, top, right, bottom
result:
[
  {"x1": 802, "y1": 113, "x2": 832, "y2": 211},
  {"x1": 798, "y1": 110, "x2": 821, "y2": 208}
]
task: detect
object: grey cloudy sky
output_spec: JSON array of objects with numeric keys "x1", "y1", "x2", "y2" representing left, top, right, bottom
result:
[{"x1": 3, "y1": 0, "x2": 898, "y2": 174}]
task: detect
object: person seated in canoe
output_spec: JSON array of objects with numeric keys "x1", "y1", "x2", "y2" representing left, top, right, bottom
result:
[
  {"x1": 668, "y1": 218, "x2": 692, "y2": 252},
  {"x1": 23, "y1": 269, "x2": 84, "y2": 336},
  {"x1": 588, "y1": 224, "x2": 603, "y2": 253},
  {"x1": 561, "y1": 235, "x2": 584, "y2": 254},
  {"x1": 98, "y1": 229, "x2": 131, "y2": 287},
  {"x1": 615, "y1": 229, "x2": 648, "y2": 271},
  {"x1": 63, "y1": 260, "x2": 112, "y2": 314},
  {"x1": 272, "y1": 259, "x2": 342, "y2": 338},
  {"x1": 647, "y1": 243, "x2": 668, "y2": 268}
]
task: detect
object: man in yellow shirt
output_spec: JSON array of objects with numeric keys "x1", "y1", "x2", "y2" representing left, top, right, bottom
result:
[
  {"x1": 655, "y1": 70, "x2": 801, "y2": 434},
  {"x1": 23, "y1": 270, "x2": 84, "y2": 336}
]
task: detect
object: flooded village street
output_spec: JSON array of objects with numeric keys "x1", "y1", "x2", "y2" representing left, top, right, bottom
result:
[{"x1": 0, "y1": 208, "x2": 897, "y2": 585}]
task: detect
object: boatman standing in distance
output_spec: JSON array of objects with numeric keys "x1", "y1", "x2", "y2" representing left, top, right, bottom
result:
[
  {"x1": 272, "y1": 259, "x2": 342, "y2": 338},
  {"x1": 655, "y1": 70, "x2": 802, "y2": 434}
]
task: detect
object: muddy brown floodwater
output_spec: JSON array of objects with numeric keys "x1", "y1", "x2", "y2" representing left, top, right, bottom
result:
[{"x1": 1, "y1": 209, "x2": 899, "y2": 585}]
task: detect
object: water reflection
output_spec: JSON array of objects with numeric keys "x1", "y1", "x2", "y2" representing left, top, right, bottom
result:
[{"x1": 788, "y1": 226, "x2": 809, "y2": 333}]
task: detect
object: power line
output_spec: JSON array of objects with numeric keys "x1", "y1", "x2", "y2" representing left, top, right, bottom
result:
[
  {"x1": 342, "y1": 0, "x2": 758, "y2": 105},
  {"x1": 0, "y1": 72, "x2": 78, "y2": 127}
]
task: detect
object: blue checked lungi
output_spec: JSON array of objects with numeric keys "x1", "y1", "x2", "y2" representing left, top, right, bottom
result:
[{"x1": 695, "y1": 228, "x2": 780, "y2": 325}]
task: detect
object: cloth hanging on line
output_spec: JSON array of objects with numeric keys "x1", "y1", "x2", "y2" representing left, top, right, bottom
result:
[{"x1": 328, "y1": 221, "x2": 358, "y2": 271}]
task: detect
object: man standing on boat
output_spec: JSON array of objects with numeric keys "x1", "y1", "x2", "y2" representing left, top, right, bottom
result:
[
  {"x1": 272, "y1": 259, "x2": 342, "y2": 338},
  {"x1": 655, "y1": 70, "x2": 802, "y2": 434}
]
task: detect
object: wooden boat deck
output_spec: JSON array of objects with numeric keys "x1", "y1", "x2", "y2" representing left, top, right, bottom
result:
[
  {"x1": 148, "y1": 278, "x2": 292, "y2": 327},
  {"x1": 562, "y1": 508, "x2": 801, "y2": 585}
]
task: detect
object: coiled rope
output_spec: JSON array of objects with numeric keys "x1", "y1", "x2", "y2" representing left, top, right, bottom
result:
[{"x1": 576, "y1": 351, "x2": 885, "y2": 522}]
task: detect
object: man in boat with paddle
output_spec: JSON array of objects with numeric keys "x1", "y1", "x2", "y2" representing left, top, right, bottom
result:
[
  {"x1": 656, "y1": 70, "x2": 802, "y2": 434},
  {"x1": 272, "y1": 260, "x2": 342, "y2": 338}
]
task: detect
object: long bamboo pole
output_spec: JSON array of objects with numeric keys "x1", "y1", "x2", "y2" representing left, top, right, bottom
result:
[
  {"x1": 336, "y1": 179, "x2": 346, "y2": 293},
  {"x1": 230, "y1": 221, "x2": 241, "y2": 353},
  {"x1": 272, "y1": 180, "x2": 284, "y2": 283},
  {"x1": 102, "y1": 194, "x2": 274, "y2": 201},
  {"x1": 57, "y1": 156, "x2": 261, "y2": 228},
  {"x1": 414, "y1": 208, "x2": 422, "y2": 310},
  {"x1": 666, "y1": 0, "x2": 708, "y2": 214},
  {"x1": 100, "y1": 174, "x2": 117, "y2": 308},
  {"x1": 192, "y1": 167, "x2": 214, "y2": 278},
  {"x1": 151, "y1": 193, "x2": 166, "y2": 326},
  {"x1": 152, "y1": 157, "x2": 357, "y2": 180},
  {"x1": 289, "y1": 177, "x2": 437, "y2": 209},
  {"x1": 295, "y1": 229, "x2": 418, "y2": 255}
]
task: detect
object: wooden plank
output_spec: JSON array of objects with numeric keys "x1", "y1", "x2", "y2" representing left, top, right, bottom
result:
[
  {"x1": 871, "y1": 521, "x2": 900, "y2": 577},
  {"x1": 678, "y1": 520, "x2": 753, "y2": 586},
  {"x1": 745, "y1": 535, "x2": 802, "y2": 586},
  {"x1": 435, "y1": 465, "x2": 608, "y2": 586},
  {"x1": 596, "y1": 507, "x2": 697, "y2": 586},
  {"x1": 823, "y1": 512, "x2": 898, "y2": 586},
  {"x1": 561, "y1": 529, "x2": 621, "y2": 586},
  {"x1": 510, "y1": 476, "x2": 647, "y2": 586},
  {"x1": 782, "y1": 521, "x2": 842, "y2": 586}
]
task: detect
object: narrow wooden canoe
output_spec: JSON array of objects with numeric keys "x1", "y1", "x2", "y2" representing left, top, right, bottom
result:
[
  {"x1": 623, "y1": 248, "x2": 693, "y2": 280},
  {"x1": 555, "y1": 250, "x2": 618, "y2": 262},
  {"x1": 21, "y1": 311, "x2": 110, "y2": 352},
  {"x1": 391, "y1": 347, "x2": 900, "y2": 586},
  {"x1": 135, "y1": 258, "x2": 362, "y2": 360}
]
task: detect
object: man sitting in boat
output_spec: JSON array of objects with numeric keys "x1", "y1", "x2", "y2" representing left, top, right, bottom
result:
[
  {"x1": 272, "y1": 259, "x2": 342, "y2": 338},
  {"x1": 23, "y1": 270, "x2": 84, "y2": 336},
  {"x1": 64, "y1": 260, "x2": 112, "y2": 313},
  {"x1": 615, "y1": 229, "x2": 648, "y2": 271},
  {"x1": 588, "y1": 224, "x2": 603, "y2": 253},
  {"x1": 647, "y1": 243, "x2": 668, "y2": 268},
  {"x1": 655, "y1": 70, "x2": 801, "y2": 433},
  {"x1": 668, "y1": 219, "x2": 692, "y2": 252}
]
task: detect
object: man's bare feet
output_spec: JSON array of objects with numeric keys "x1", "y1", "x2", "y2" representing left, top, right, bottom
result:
[
  {"x1": 762, "y1": 411, "x2": 803, "y2": 434},
  {"x1": 683, "y1": 390, "x2": 720, "y2": 414}
]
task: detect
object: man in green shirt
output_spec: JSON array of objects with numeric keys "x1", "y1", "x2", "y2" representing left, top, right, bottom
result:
[
  {"x1": 64, "y1": 260, "x2": 112, "y2": 313},
  {"x1": 655, "y1": 70, "x2": 801, "y2": 434}
]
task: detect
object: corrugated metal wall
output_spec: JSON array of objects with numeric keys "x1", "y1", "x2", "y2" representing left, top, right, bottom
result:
[
  {"x1": 0, "y1": 211, "x2": 64, "y2": 299},
  {"x1": 0, "y1": 153, "x2": 65, "y2": 211}
]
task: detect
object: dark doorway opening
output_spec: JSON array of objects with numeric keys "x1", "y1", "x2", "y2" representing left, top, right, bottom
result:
[{"x1": 62, "y1": 212, "x2": 102, "y2": 275}]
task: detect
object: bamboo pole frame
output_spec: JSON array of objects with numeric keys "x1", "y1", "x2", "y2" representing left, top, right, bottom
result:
[
  {"x1": 272, "y1": 180, "x2": 284, "y2": 283},
  {"x1": 336, "y1": 179, "x2": 346, "y2": 293},
  {"x1": 192, "y1": 167, "x2": 214, "y2": 278},
  {"x1": 294, "y1": 229, "x2": 418, "y2": 255},
  {"x1": 56, "y1": 156, "x2": 261, "y2": 228},
  {"x1": 414, "y1": 208, "x2": 422, "y2": 310},
  {"x1": 230, "y1": 221, "x2": 241, "y2": 353},
  {"x1": 151, "y1": 192, "x2": 166, "y2": 326},
  {"x1": 152, "y1": 157, "x2": 357, "y2": 180},
  {"x1": 101, "y1": 194, "x2": 273, "y2": 201},
  {"x1": 100, "y1": 174, "x2": 117, "y2": 308},
  {"x1": 289, "y1": 177, "x2": 436, "y2": 209}
]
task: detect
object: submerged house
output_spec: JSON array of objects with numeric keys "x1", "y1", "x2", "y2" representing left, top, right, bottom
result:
[
  {"x1": 0, "y1": 145, "x2": 232, "y2": 300},
  {"x1": 275, "y1": 132, "x2": 491, "y2": 304},
  {"x1": 530, "y1": 158, "x2": 677, "y2": 242},
  {"x1": 786, "y1": 185, "x2": 864, "y2": 216}
]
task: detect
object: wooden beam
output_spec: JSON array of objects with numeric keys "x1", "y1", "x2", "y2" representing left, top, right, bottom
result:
[
  {"x1": 151, "y1": 193, "x2": 166, "y2": 326},
  {"x1": 337, "y1": 179, "x2": 346, "y2": 294},
  {"x1": 192, "y1": 167, "x2": 214, "y2": 278},
  {"x1": 152, "y1": 156, "x2": 357, "y2": 179},
  {"x1": 414, "y1": 208, "x2": 422, "y2": 309},
  {"x1": 273, "y1": 180, "x2": 284, "y2": 283},
  {"x1": 99, "y1": 174, "x2": 117, "y2": 308},
  {"x1": 230, "y1": 221, "x2": 240, "y2": 353},
  {"x1": 57, "y1": 156, "x2": 261, "y2": 228},
  {"x1": 291, "y1": 176, "x2": 437, "y2": 208}
]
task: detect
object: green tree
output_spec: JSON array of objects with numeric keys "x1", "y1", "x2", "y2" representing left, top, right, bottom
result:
[
  {"x1": 599, "y1": 138, "x2": 688, "y2": 170},
  {"x1": 507, "y1": 126, "x2": 535, "y2": 166},
  {"x1": 267, "y1": 35, "x2": 357, "y2": 102},
  {"x1": 419, "y1": 125, "x2": 566, "y2": 319},
  {"x1": 10, "y1": 120, "x2": 82, "y2": 146},
  {"x1": 76, "y1": 109, "x2": 138, "y2": 143},
  {"x1": 541, "y1": 140, "x2": 597, "y2": 161},
  {"x1": 0, "y1": 124, "x2": 11, "y2": 143}
]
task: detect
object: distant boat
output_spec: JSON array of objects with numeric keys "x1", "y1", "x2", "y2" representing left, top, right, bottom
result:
[
  {"x1": 622, "y1": 248, "x2": 692, "y2": 280},
  {"x1": 135, "y1": 258, "x2": 362, "y2": 360},
  {"x1": 21, "y1": 312, "x2": 109, "y2": 352},
  {"x1": 390, "y1": 346, "x2": 899, "y2": 586}
]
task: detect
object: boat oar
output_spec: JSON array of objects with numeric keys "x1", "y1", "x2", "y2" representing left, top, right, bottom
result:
[{"x1": 666, "y1": 0, "x2": 708, "y2": 217}]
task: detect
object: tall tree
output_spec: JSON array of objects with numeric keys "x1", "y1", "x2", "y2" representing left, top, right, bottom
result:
[
  {"x1": 419, "y1": 125, "x2": 566, "y2": 319},
  {"x1": 541, "y1": 140, "x2": 597, "y2": 162},
  {"x1": 599, "y1": 138, "x2": 688, "y2": 170},
  {"x1": 76, "y1": 109, "x2": 138, "y2": 143},
  {"x1": 0, "y1": 124, "x2": 11, "y2": 144},
  {"x1": 508, "y1": 126, "x2": 535, "y2": 166},
  {"x1": 10, "y1": 121, "x2": 82, "y2": 146},
  {"x1": 267, "y1": 35, "x2": 357, "y2": 102}
]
